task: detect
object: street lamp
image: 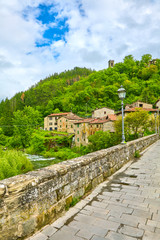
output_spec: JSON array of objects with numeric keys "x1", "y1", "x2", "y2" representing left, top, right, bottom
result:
[{"x1": 118, "y1": 85, "x2": 126, "y2": 144}]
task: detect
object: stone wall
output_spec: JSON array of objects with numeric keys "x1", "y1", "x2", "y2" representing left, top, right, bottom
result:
[{"x1": 0, "y1": 134, "x2": 159, "y2": 240}]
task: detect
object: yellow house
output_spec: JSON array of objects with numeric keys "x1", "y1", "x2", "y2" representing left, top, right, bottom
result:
[
  {"x1": 44, "y1": 112, "x2": 70, "y2": 131},
  {"x1": 58, "y1": 114, "x2": 83, "y2": 133}
]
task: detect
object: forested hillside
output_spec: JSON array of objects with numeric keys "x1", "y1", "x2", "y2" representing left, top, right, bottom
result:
[{"x1": 0, "y1": 54, "x2": 160, "y2": 137}]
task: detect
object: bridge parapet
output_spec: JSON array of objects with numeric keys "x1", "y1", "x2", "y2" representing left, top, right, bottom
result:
[{"x1": 0, "y1": 134, "x2": 159, "y2": 240}]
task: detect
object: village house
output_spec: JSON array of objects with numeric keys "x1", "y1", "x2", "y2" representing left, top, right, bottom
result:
[
  {"x1": 74, "y1": 115, "x2": 117, "y2": 147},
  {"x1": 92, "y1": 107, "x2": 114, "y2": 118},
  {"x1": 116, "y1": 101, "x2": 157, "y2": 117},
  {"x1": 44, "y1": 112, "x2": 71, "y2": 131},
  {"x1": 57, "y1": 114, "x2": 83, "y2": 133}
]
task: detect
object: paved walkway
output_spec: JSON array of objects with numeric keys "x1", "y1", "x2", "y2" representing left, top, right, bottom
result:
[{"x1": 28, "y1": 140, "x2": 160, "y2": 240}]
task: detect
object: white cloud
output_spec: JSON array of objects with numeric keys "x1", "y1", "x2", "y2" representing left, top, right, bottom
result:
[{"x1": 0, "y1": 0, "x2": 160, "y2": 99}]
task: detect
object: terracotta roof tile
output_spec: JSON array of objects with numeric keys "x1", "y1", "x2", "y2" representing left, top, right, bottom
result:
[{"x1": 48, "y1": 112, "x2": 70, "y2": 117}]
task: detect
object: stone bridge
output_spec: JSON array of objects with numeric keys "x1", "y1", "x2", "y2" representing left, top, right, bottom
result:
[{"x1": 0, "y1": 134, "x2": 159, "y2": 240}]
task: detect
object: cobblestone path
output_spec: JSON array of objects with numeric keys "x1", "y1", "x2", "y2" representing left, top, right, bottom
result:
[{"x1": 28, "y1": 140, "x2": 160, "y2": 240}]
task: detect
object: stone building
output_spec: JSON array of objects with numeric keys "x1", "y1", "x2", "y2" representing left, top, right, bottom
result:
[
  {"x1": 125, "y1": 101, "x2": 153, "y2": 110},
  {"x1": 74, "y1": 115, "x2": 117, "y2": 147},
  {"x1": 44, "y1": 112, "x2": 70, "y2": 131},
  {"x1": 92, "y1": 107, "x2": 114, "y2": 118},
  {"x1": 108, "y1": 60, "x2": 114, "y2": 68},
  {"x1": 57, "y1": 114, "x2": 83, "y2": 133}
]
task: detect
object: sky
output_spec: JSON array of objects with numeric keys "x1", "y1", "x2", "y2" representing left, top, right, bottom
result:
[{"x1": 0, "y1": 0, "x2": 160, "y2": 100}]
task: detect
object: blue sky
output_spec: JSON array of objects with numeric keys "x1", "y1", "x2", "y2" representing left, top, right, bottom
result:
[{"x1": 0, "y1": 0, "x2": 160, "y2": 100}]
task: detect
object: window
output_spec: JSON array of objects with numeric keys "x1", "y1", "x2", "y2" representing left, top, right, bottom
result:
[
  {"x1": 77, "y1": 124, "x2": 79, "y2": 128},
  {"x1": 49, "y1": 117, "x2": 52, "y2": 120},
  {"x1": 60, "y1": 125, "x2": 62, "y2": 128},
  {"x1": 49, "y1": 122, "x2": 52, "y2": 125},
  {"x1": 55, "y1": 127, "x2": 57, "y2": 130},
  {"x1": 49, "y1": 127, "x2": 52, "y2": 131},
  {"x1": 77, "y1": 131, "x2": 79, "y2": 134},
  {"x1": 97, "y1": 124, "x2": 99, "y2": 128},
  {"x1": 139, "y1": 104, "x2": 143, "y2": 107},
  {"x1": 66, "y1": 125, "x2": 68, "y2": 128},
  {"x1": 55, "y1": 123, "x2": 57, "y2": 125},
  {"x1": 66, "y1": 119, "x2": 68, "y2": 122},
  {"x1": 77, "y1": 138, "x2": 79, "y2": 142},
  {"x1": 104, "y1": 111, "x2": 106, "y2": 114},
  {"x1": 60, "y1": 120, "x2": 61, "y2": 122},
  {"x1": 71, "y1": 125, "x2": 73, "y2": 128}
]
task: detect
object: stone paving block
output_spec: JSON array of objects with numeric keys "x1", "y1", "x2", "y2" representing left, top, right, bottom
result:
[
  {"x1": 51, "y1": 207, "x2": 80, "y2": 229},
  {"x1": 80, "y1": 209, "x2": 92, "y2": 216},
  {"x1": 138, "y1": 223, "x2": 155, "y2": 233},
  {"x1": 105, "y1": 231, "x2": 138, "y2": 240},
  {"x1": 147, "y1": 219, "x2": 160, "y2": 228},
  {"x1": 74, "y1": 213, "x2": 97, "y2": 225},
  {"x1": 107, "y1": 204, "x2": 133, "y2": 215},
  {"x1": 30, "y1": 232, "x2": 48, "y2": 240},
  {"x1": 84, "y1": 205, "x2": 109, "y2": 214},
  {"x1": 91, "y1": 235, "x2": 106, "y2": 240},
  {"x1": 76, "y1": 229, "x2": 93, "y2": 239},
  {"x1": 67, "y1": 219, "x2": 108, "y2": 238},
  {"x1": 97, "y1": 194, "x2": 111, "y2": 201},
  {"x1": 118, "y1": 225, "x2": 144, "y2": 238},
  {"x1": 132, "y1": 209, "x2": 152, "y2": 219},
  {"x1": 108, "y1": 216, "x2": 138, "y2": 228},
  {"x1": 41, "y1": 225, "x2": 57, "y2": 237},
  {"x1": 91, "y1": 200, "x2": 108, "y2": 209},
  {"x1": 155, "y1": 227, "x2": 160, "y2": 233},
  {"x1": 91, "y1": 210, "x2": 109, "y2": 220},
  {"x1": 102, "y1": 191, "x2": 122, "y2": 198},
  {"x1": 142, "y1": 231, "x2": 160, "y2": 240},
  {"x1": 121, "y1": 213, "x2": 147, "y2": 225},
  {"x1": 122, "y1": 199, "x2": 148, "y2": 208},
  {"x1": 152, "y1": 213, "x2": 160, "y2": 221},
  {"x1": 49, "y1": 229, "x2": 82, "y2": 240},
  {"x1": 94, "y1": 218, "x2": 120, "y2": 232}
]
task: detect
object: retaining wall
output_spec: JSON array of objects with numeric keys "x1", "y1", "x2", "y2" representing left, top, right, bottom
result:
[{"x1": 0, "y1": 134, "x2": 159, "y2": 240}]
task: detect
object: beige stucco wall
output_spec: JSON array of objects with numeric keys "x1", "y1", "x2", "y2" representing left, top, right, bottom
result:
[
  {"x1": 132, "y1": 102, "x2": 153, "y2": 109},
  {"x1": 103, "y1": 121, "x2": 115, "y2": 132},
  {"x1": 92, "y1": 108, "x2": 114, "y2": 118},
  {"x1": 0, "y1": 134, "x2": 158, "y2": 240},
  {"x1": 44, "y1": 116, "x2": 58, "y2": 131},
  {"x1": 58, "y1": 117, "x2": 76, "y2": 134},
  {"x1": 156, "y1": 101, "x2": 160, "y2": 109},
  {"x1": 74, "y1": 123, "x2": 90, "y2": 146}
]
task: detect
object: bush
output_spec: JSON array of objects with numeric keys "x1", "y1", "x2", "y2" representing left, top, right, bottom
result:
[{"x1": 0, "y1": 149, "x2": 33, "y2": 180}]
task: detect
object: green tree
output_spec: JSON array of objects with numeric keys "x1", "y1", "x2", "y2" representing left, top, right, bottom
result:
[{"x1": 13, "y1": 106, "x2": 42, "y2": 148}]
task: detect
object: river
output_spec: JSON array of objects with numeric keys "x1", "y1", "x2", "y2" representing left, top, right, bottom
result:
[{"x1": 26, "y1": 154, "x2": 58, "y2": 169}]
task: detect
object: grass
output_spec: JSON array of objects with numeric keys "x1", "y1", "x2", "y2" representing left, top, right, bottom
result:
[{"x1": 0, "y1": 149, "x2": 33, "y2": 180}]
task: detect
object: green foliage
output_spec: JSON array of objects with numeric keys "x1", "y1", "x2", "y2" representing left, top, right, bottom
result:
[
  {"x1": 13, "y1": 106, "x2": 42, "y2": 148},
  {"x1": 134, "y1": 150, "x2": 140, "y2": 158},
  {"x1": 88, "y1": 131, "x2": 118, "y2": 151},
  {"x1": 0, "y1": 149, "x2": 33, "y2": 180}
]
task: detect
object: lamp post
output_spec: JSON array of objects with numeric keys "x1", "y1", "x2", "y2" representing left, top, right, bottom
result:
[{"x1": 118, "y1": 85, "x2": 126, "y2": 144}]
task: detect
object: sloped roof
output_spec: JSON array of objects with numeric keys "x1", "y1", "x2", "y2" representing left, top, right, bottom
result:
[
  {"x1": 116, "y1": 107, "x2": 157, "y2": 115},
  {"x1": 74, "y1": 118, "x2": 93, "y2": 124},
  {"x1": 48, "y1": 112, "x2": 70, "y2": 117},
  {"x1": 64, "y1": 114, "x2": 83, "y2": 120},
  {"x1": 107, "y1": 114, "x2": 117, "y2": 121},
  {"x1": 92, "y1": 107, "x2": 115, "y2": 112}
]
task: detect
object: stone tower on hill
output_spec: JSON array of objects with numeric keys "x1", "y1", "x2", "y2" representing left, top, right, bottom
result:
[{"x1": 108, "y1": 60, "x2": 114, "y2": 68}]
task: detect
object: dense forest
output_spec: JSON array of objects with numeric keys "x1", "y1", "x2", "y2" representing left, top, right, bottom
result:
[{"x1": 0, "y1": 54, "x2": 160, "y2": 138}]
